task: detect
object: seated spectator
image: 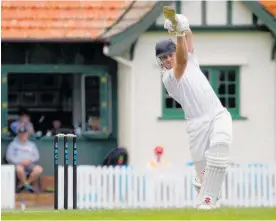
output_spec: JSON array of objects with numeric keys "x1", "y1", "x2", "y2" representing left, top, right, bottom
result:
[
  {"x1": 86, "y1": 116, "x2": 101, "y2": 132},
  {"x1": 46, "y1": 118, "x2": 73, "y2": 136},
  {"x1": 6, "y1": 125, "x2": 43, "y2": 193},
  {"x1": 10, "y1": 107, "x2": 35, "y2": 136}
]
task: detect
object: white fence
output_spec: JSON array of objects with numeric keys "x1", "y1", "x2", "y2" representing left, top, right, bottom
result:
[
  {"x1": 1, "y1": 165, "x2": 16, "y2": 209},
  {"x1": 2, "y1": 164, "x2": 276, "y2": 209},
  {"x1": 58, "y1": 164, "x2": 276, "y2": 209}
]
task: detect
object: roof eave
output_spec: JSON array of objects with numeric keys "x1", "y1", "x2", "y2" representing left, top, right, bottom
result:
[
  {"x1": 102, "y1": 1, "x2": 173, "y2": 57},
  {"x1": 1, "y1": 37, "x2": 109, "y2": 44},
  {"x1": 241, "y1": 1, "x2": 276, "y2": 36}
]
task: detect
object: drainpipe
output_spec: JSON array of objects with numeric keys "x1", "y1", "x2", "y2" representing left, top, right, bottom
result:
[{"x1": 103, "y1": 45, "x2": 136, "y2": 165}]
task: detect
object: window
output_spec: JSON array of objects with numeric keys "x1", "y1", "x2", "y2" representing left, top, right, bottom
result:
[
  {"x1": 7, "y1": 73, "x2": 74, "y2": 133},
  {"x1": 5, "y1": 72, "x2": 111, "y2": 137},
  {"x1": 161, "y1": 66, "x2": 241, "y2": 119},
  {"x1": 1, "y1": 42, "x2": 113, "y2": 137},
  {"x1": 81, "y1": 75, "x2": 110, "y2": 135}
]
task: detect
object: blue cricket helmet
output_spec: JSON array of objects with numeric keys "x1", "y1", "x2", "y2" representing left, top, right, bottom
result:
[
  {"x1": 155, "y1": 38, "x2": 176, "y2": 58},
  {"x1": 155, "y1": 39, "x2": 176, "y2": 69}
]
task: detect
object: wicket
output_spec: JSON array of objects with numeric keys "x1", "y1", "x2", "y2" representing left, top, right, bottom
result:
[{"x1": 54, "y1": 133, "x2": 77, "y2": 210}]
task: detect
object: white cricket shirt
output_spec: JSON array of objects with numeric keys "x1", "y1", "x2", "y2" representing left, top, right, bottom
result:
[{"x1": 162, "y1": 52, "x2": 225, "y2": 120}]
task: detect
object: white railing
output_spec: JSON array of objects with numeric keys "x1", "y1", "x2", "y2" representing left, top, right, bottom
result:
[
  {"x1": 1, "y1": 164, "x2": 276, "y2": 209},
  {"x1": 1, "y1": 165, "x2": 16, "y2": 209},
  {"x1": 58, "y1": 164, "x2": 276, "y2": 209}
]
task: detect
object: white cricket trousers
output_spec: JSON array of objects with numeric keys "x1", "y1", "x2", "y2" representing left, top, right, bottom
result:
[{"x1": 186, "y1": 109, "x2": 233, "y2": 179}]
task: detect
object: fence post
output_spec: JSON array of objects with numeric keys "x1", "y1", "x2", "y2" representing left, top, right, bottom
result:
[{"x1": 1, "y1": 165, "x2": 16, "y2": 209}]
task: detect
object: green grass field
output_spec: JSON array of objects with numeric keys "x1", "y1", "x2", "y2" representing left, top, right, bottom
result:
[{"x1": 2, "y1": 208, "x2": 276, "y2": 220}]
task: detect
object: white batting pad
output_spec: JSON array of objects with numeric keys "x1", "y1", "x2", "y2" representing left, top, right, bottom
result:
[{"x1": 197, "y1": 143, "x2": 229, "y2": 207}]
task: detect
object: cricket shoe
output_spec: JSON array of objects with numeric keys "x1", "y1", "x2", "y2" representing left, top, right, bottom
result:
[
  {"x1": 197, "y1": 197, "x2": 221, "y2": 210},
  {"x1": 197, "y1": 203, "x2": 217, "y2": 210},
  {"x1": 197, "y1": 196, "x2": 217, "y2": 210},
  {"x1": 193, "y1": 178, "x2": 221, "y2": 209}
]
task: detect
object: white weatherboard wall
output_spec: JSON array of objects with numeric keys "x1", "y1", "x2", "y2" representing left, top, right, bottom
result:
[
  {"x1": 119, "y1": 31, "x2": 276, "y2": 166},
  {"x1": 117, "y1": 63, "x2": 132, "y2": 151},
  {"x1": 232, "y1": 1, "x2": 253, "y2": 25},
  {"x1": 206, "y1": 1, "x2": 227, "y2": 25}
]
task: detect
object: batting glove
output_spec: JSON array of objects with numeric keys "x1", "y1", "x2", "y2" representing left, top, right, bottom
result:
[{"x1": 164, "y1": 14, "x2": 190, "y2": 36}]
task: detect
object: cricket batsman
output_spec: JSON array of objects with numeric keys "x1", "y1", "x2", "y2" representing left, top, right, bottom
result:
[{"x1": 155, "y1": 9, "x2": 233, "y2": 209}]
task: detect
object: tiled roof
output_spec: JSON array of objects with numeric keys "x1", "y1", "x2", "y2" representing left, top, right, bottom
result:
[
  {"x1": 259, "y1": 0, "x2": 276, "y2": 16},
  {"x1": 1, "y1": 1, "x2": 156, "y2": 40}
]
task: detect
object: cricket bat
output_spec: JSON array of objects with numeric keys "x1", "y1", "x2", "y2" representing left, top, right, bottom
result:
[{"x1": 163, "y1": 6, "x2": 177, "y2": 26}]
